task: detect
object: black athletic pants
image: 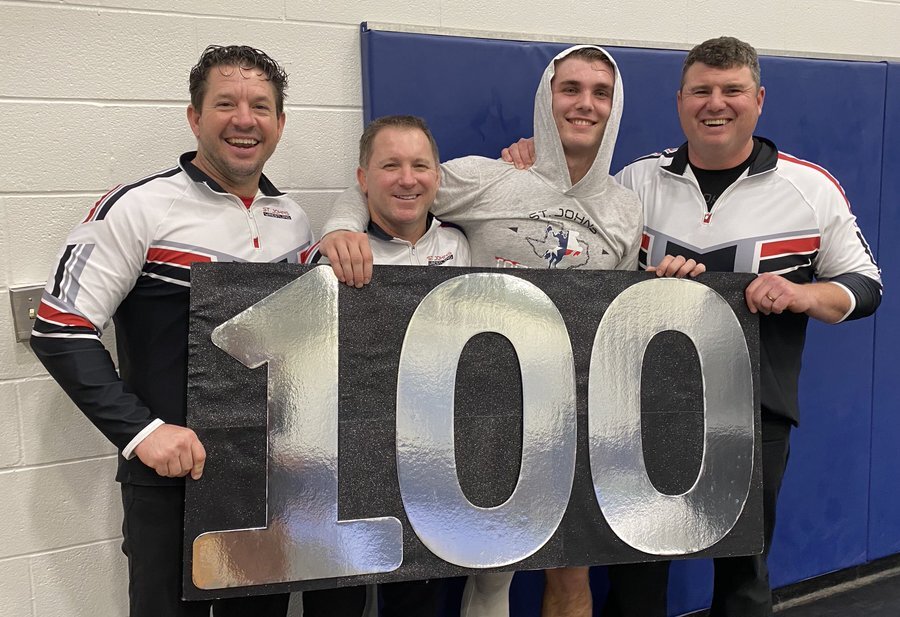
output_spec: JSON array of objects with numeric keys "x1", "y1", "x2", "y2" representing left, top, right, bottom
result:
[{"x1": 303, "y1": 580, "x2": 443, "y2": 616}]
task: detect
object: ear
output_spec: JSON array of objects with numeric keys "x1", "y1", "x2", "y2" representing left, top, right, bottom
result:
[
  {"x1": 276, "y1": 111, "x2": 286, "y2": 141},
  {"x1": 187, "y1": 105, "x2": 201, "y2": 138},
  {"x1": 676, "y1": 89, "x2": 683, "y2": 112},
  {"x1": 356, "y1": 166, "x2": 368, "y2": 195},
  {"x1": 756, "y1": 86, "x2": 766, "y2": 115}
]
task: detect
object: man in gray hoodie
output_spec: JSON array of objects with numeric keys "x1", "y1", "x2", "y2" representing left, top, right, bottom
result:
[{"x1": 317, "y1": 46, "x2": 657, "y2": 617}]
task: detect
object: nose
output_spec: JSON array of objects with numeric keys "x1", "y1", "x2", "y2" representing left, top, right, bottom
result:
[
  {"x1": 707, "y1": 88, "x2": 726, "y2": 111},
  {"x1": 575, "y1": 90, "x2": 594, "y2": 110},
  {"x1": 231, "y1": 102, "x2": 255, "y2": 128},
  {"x1": 398, "y1": 166, "x2": 416, "y2": 187}
]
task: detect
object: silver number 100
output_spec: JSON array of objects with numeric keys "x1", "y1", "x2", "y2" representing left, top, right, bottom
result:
[{"x1": 192, "y1": 269, "x2": 753, "y2": 589}]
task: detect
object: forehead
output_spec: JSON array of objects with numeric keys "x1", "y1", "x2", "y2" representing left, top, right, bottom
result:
[
  {"x1": 683, "y1": 62, "x2": 754, "y2": 85},
  {"x1": 205, "y1": 64, "x2": 275, "y2": 94},
  {"x1": 552, "y1": 56, "x2": 615, "y2": 87},
  {"x1": 371, "y1": 127, "x2": 433, "y2": 158}
]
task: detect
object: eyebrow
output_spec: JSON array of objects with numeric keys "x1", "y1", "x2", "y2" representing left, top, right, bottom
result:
[
  {"x1": 690, "y1": 80, "x2": 753, "y2": 90},
  {"x1": 557, "y1": 78, "x2": 613, "y2": 88}
]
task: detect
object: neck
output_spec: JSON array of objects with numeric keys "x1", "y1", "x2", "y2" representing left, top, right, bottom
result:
[
  {"x1": 566, "y1": 155, "x2": 593, "y2": 185},
  {"x1": 688, "y1": 139, "x2": 754, "y2": 171},
  {"x1": 564, "y1": 144, "x2": 599, "y2": 185},
  {"x1": 190, "y1": 153, "x2": 259, "y2": 199}
]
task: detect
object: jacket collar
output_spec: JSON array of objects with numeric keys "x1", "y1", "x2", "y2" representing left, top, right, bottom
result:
[
  {"x1": 367, "y1": 212, "x2": 436, "y2": 242},
  {"x1": 179, "y1": 151, "x2": 285, "y2": 197},
  {"x1": 662, "y1": 137, "x2": 778, "y2": 177}
]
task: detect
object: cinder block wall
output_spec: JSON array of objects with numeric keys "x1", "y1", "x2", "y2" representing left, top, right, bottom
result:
[{"x1": 1, "y1": 1, "x2": 897, "y2": 615}]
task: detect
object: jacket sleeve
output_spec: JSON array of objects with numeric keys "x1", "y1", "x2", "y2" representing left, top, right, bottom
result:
[
  {"x1": 30, "y1": 189, "x2": 158, "y2": 450},
  {"x1": 320, "y1": 185, "x2": 370, "y2": 235},
  {"x1": 808, "y1": 170, "x2": 882, "y2": 321},
  {"x1": 30, "y1": 335, "x2": 156, "y2": 451}
]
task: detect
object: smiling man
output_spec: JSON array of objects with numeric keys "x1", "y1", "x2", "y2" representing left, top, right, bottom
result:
[
  {"x1": 303, "y1": 115, "x2": 469, "y2": 617},
  {"x1": 318, "y1": 45, "x2": 640, "y2": 285},
  {"x1": 615, "y1": 36, "x2": 882, "y2": 617},
  {"x1": 304, "y1": 115, "x2": 469, "y2": 270},
  {"x1": 30, "y1": 45, "x2": 312, "y2": 617},
  {"x1": 187, "y1": 53, "x2": 286, "y2": 198},
  {"x1": 313, "y1": 45, "x2": 646, "y2": 617},
  {"x1": 503, "y1": 36, "x2": 882, "y2": 617},
  {"x1": 352, "y1": 114, "x2": 468, "y2": 265}
]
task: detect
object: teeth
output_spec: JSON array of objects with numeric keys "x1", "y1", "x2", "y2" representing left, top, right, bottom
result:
[
  {"x1": 226, "y1": 138, "x2": 259, "y2": 147},
  {"x1": 394, "y1": 195, "x2": 418, "y2": 200},
  {"x1": 703, "y1": 119, "x2": 729, "y2": 126},
  {"x1": 569, "y1": 119, "x2": 594, "y2": 126}
]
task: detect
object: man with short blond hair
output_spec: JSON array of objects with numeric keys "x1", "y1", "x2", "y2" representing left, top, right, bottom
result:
[
  {"x1": 303, "y1": 114, "x2": 467, "y2": 617},
  {"x1": 316, "y1": 45, "x2": 649, "y2": 617}
]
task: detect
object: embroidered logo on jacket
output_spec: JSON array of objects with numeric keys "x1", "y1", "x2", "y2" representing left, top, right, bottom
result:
[
  {"x1": 427, "y1": 252, "x2": 454, "y2": 266},
  {"x1": 262, "y1": 206, "x2": 292, "y2": 220}
]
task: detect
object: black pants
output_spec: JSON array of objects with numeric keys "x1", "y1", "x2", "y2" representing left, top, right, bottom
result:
[
  {"x1": 709, "y1": 418, "x2": 791, "y2": 616},
  {"x1": 603, "y1": 562, "x2": 670, "y2": 617},
  {"x1": 303, "y1": 580, "x2": 443, "y2": 617},
  {"x1": 601, "y1": 418, "x2": 792, "y2": 617},
  {"x1": 121, "y1": 484, "x2": 290, "y2": 617}
]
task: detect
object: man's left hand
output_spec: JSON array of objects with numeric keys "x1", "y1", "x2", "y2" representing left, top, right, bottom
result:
[{"x1": 745, "y1": 273, "x2": 850, "y2": 323}]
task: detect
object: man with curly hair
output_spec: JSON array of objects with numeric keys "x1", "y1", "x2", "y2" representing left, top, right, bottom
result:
[{"x1": 31, "y1": 45, "x2": 313, "y2": 616}]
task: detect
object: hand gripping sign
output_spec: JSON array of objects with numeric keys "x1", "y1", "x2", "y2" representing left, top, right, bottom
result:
[{"x1": 183, "y1": 264, "x2": 761, "y2": 599}]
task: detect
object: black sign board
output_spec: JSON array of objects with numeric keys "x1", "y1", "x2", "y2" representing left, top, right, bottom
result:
[{"x1": 184, "y1": 263, "x2": 760, "y2": 600}]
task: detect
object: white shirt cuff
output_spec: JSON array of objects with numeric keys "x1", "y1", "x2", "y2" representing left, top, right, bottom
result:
[
  {"x1": 122, "y1": 419, "x2": 165, "y2": 460},
  {"x1": 830, "y1": 282, "x2": 857, "y2": 323}
]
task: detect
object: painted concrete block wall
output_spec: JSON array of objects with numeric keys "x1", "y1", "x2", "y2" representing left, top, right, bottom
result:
[{"x1": 1, "y1": 1, "x2": 898, "y2": 615}]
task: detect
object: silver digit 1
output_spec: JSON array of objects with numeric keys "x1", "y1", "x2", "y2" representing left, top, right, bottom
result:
[
  {"x1": 589, "y1": 278, "x2": 754, "y2": 555},
  {"x1": 192, "y1": 267, "x2": 402, "y2": 590},
  {"x1": 396, "y1": 273, "x2": 577, "y2": 567}
]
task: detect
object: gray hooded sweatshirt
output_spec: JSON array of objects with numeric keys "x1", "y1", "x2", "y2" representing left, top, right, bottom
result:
[{"x1": 323, "y1": 45, "x2": 643, "y2": 271}]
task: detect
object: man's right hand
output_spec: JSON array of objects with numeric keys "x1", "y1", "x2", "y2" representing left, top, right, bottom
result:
[
  {"x1": 647, "y1": 254, "x2": 706, "y2": 279},
  {"x1": 134, "y1": 424, "x2": 206, "y2": 480},
  {"x1": 501, "y1": 137, "x2": 537, "y2": 169},
  {"x1": 319, "y1": 231, "x2": 373, "y2": 288}
]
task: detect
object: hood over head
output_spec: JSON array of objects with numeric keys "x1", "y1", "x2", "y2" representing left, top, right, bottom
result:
[{"x1": 533, "y1": 45, "x2": 624, "y2": 197}]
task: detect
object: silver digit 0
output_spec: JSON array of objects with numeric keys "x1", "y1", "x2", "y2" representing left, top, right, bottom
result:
[
  {"x1": 192, "y1": 267, "x2": 402, "y2": 589},
  {"x1": 589, "y1": 278, "x2": 754, "y2": 554},
  {"x1": 396, "y1": 273, "x2": 577, "y2": 567}
]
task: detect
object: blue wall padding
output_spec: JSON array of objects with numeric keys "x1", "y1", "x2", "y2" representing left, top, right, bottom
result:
[
  {"x1": 760, "y1": 55, "x2": 885, "y2": 589},
  {"x1": 869, "y1": 61, "x2": 900, "y2": 561},
  {"x1": 360, "y1": 23, "x2": 895, "y2": 615}
]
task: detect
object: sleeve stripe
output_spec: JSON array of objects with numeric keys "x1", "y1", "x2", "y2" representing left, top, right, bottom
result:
[
  {"x1": 759, "y1": 236, "x2": 821, "y2": 258},
  {"x1": 51, "y1": 244, "x2": 76, "y2": 297},
  {"x1": 36, "y1": 301, "x2": 98, "y2": 331},
  {"x1": 778, "y1": 153, "x2": 850, "y2": 209},
  {"x1": 147, "y1": 247, "x2": 213, "y2": 267},
  {"x1": 300, "y1": 241, "x2": 321, "y2": 264},
  {"x1": 90, "y1": 167, "x2": 182, "y2": 222}
]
